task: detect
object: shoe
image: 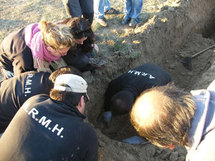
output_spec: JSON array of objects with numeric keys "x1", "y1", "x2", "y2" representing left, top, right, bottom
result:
[
  {"x1": 129, "y1": 18, "x2": 138, "y2": 28},
  {"x1": 122, "y1": 17, "x2": 131, "y2": 25},
  {"x1": 105, "y1": 8, "x2": 120, "y2": 14},
  {"x1": 96, "y1": 18, "x2": 108, "y2": 27}
]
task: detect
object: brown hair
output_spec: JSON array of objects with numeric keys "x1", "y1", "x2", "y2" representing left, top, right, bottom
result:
[
  {"x1": 130, "y1": 83, "x2": 196, "y2": 148},
  {"x1": 50, "y1": 89, "x2": 83, "y2": 106},
  {"x1": 39, "y1": 20, "x2": 73, "y2": 50},
  {"x1": 49, "y1": 66, "x2": 82, "y2": 83}
]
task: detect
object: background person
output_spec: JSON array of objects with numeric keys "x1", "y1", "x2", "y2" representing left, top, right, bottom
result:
[
  {"x1": 130, "y1": 82, "x2": 215, "y2": 161},
  {"x1": 0, "y1": 20, "x2": 73, "y2": 79},
  {"x1": 62, "y1": 0, "x2": 94, "y2": 24},
  {"x1": 121, "y1": 0, "x2": 144, "y2": 27},
  {"x1": 61, "y1": 17, "x2": 101, "y2": 72},
  {"x1": 94, "y1": 0, "x2": 119, "y2": 27},
  {"x1": 0, "y1": 74, "x2": 98, "y2": 161},
  {"x1": 0, "y1": 66, "x2": 81, "y2": 134}
]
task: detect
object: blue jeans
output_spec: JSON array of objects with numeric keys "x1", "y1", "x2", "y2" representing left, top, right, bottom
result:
[
  {"x1": 124, "y1": 0, "x2": 143, "y2": 22},
  {"x1": 94, "y1": 0, "x2": 111, "y2": 19}
]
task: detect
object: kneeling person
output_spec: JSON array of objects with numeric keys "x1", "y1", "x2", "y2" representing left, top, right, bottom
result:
[
  {"x1": 0, "y1": 74, "x2": 98, "y2": 161},
  {"x1": 0, "y1": 66, "x2": 80, "y2": 134},
  {"x1": 103, "y1": 63, "x2": 172, "y2": 123}
]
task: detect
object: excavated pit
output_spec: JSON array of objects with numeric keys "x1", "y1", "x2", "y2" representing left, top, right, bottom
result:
[{"x1": 83, "y1": 0, "x2": 215, "y2": 160}]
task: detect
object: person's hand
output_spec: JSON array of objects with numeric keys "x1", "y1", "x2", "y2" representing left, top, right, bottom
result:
[
  {"x1": 93, "y1": 44, "x2": 99, "y2": 53},
  {"x1": 103, "y1": 111, "x2": 112, "y2": 123}
]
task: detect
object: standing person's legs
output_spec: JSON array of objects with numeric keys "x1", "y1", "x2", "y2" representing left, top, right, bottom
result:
[
  {"x1": 94, "y1": 0, "x2": 108, "y2": 27},
  {"x1": 62, "y1": 0, "x2": 82, "y2": 17},
  {"x1": 130, "y1": 0, "x2": 143, "y2": 22},
  {"x1": 122, "y1": 0, "x2": 132, "y2": 25},
  {"x1": 80, "y1": 0, "x2": 94, "y2": 24},
  {"x1": 104, "y1": 0, "x2": 119, "y2": 14},
  {"x1": 94, "y1": 0, "x2": 105, "y2": 19},
  {"x1": 104, "y1": 0, "x2": 111, "y2": 12},
  {"x1": 129, "y1": 0, "x2": 143, "y2": 27}
]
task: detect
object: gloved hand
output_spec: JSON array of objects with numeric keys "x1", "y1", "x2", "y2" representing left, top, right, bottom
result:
[
  {"x1": 103, "y1": 111, "x2": 112, "y2": 123},
  {"x1": 122, "y1": 136, "x2": 149, "y2": 145},
  {"x1": 2, "y1": 69, "x2": 14, "y2": 79},
  {"x1": 93, "y1": 44, "x2": 99, "y2": 53}
]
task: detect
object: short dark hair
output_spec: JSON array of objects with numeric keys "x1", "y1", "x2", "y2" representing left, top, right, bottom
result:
[
  {"x1": 50, "y1": 89, "x2": 84, "y2": 106},
  {"x1": 130, "y1": 83, "x2": 196, "y2": 148},
  {"x1": 49, "y1": 66, "x2": 82, "y2": 83},
  {"x1": 110, "y1": 90, "x2": 134, "y2": 115},
  {"x1": 67, "y1": 17, "x2": 94, "y2": 39},
  {"x1": 67, "y1": 17, "x2": 95, "y2": 53}
]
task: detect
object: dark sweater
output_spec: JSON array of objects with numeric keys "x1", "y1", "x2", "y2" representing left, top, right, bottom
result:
[
  {"x1": 104, "y1": 63, "x2": 172, "y2": 111},
  {"x1": 0, "y1": 71, "x2": 52, "y2": 133},
  {"x1": 0, "y1": 27, "x2": 34, "y2": 74},
  {"x1": 0, "y1": 94, "x2": 98, "y2": 161}
]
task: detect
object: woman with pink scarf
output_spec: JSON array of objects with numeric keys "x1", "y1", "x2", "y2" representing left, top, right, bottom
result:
[{"x1": 0, "y1": 20, "x2": 73, "y2": 79}]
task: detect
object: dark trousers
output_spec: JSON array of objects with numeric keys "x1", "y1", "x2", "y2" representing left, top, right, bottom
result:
[{"x1": 62, "y1": 0, "x2": 94, "y2": 24}]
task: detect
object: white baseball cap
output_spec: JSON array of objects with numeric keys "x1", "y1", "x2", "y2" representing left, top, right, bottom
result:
[{"x1": 54, "y1": 74, "x2": 89, "y2": 99}]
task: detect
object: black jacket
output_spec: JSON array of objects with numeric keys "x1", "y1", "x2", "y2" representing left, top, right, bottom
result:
[
  {"x1": 104, "y1": 63, "x2": 172, "y2": 111},
  {"x1": 0, "y1": 71, "x2": 52, "y2": 133},
  {"x1": 0, "y1": 27, "x2": 35, "y2": 74},
  {"x1": 0, "y1": 94, "x2": 98, "y2": 161}
]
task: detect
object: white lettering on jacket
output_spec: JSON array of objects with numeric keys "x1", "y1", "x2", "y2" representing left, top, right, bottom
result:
[
  {"x1": 23, "y1": 105, "x2": 64, "y2": 138},
  {"x1": 128, "y1": 70, "x2": 155, "y2": 79},
  {"x1": 24, "y1": 73, "x2": 34, "y2": 97}
]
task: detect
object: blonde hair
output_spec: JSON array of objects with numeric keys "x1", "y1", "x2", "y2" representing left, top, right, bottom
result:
[
  {"x1": 39, "y1": 21, "x2": 73, "y2": 50},
  {"x1": 130, "y1": 83, "x2": 196, "y2": 148}
]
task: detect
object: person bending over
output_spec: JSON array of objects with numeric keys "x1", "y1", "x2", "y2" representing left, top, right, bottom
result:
[
  {"x1": 0, "y1": 66, "x2": 81, "y2": 133},
  {"x1": 131, "y1": 82, "x2": 215, "y2": 161},
  {"x1": 103, "y1": 63, "x2": 172, "y2": 124},
  {"x1": 62, "y1": 17, "x2": 100, "y2": 72},
  {"x1": 0, "y1": 20, "x2": 74, "y2": 79},
  {"x1": 0, "y1": 74, "x2": 98, "y2": 161}
]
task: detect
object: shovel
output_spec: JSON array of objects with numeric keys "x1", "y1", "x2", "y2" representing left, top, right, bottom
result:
[{"x1": 181, "y1": 44, "x2": 215, "y2": 70}]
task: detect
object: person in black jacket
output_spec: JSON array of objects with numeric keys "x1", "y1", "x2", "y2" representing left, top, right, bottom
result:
[
  {"x1": 0, "y1": 20, "x2": 74, "y2": 79},
  {"x1": 0, "y1": 74, "x2": 98, "y2": 161},
  {"x1": 0, "y1": 66, "x2": 81, "y2": 134},
  {"x1": 0, "y1": 17, "x2": 98, "y2": 80},
  {"x1": 103, "y1": 63, "x2": 172, "y2": 123},
  {"x1": 61, "y1": 17, "x2": 100, "y2": 72}
]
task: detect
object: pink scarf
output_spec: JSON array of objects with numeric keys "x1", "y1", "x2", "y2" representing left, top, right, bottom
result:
[{"x1": 24, "y1": 23, "x2": 61, "y2": 64}]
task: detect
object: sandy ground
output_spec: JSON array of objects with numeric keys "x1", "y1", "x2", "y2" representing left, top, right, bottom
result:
[{"x1": 1, "y1": 0, "x2": 215, "y2": 160}]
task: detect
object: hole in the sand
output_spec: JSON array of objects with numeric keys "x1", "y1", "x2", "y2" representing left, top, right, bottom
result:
[{"x1": 90, "y1": 13, "x2": 215, "y2": 143}]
